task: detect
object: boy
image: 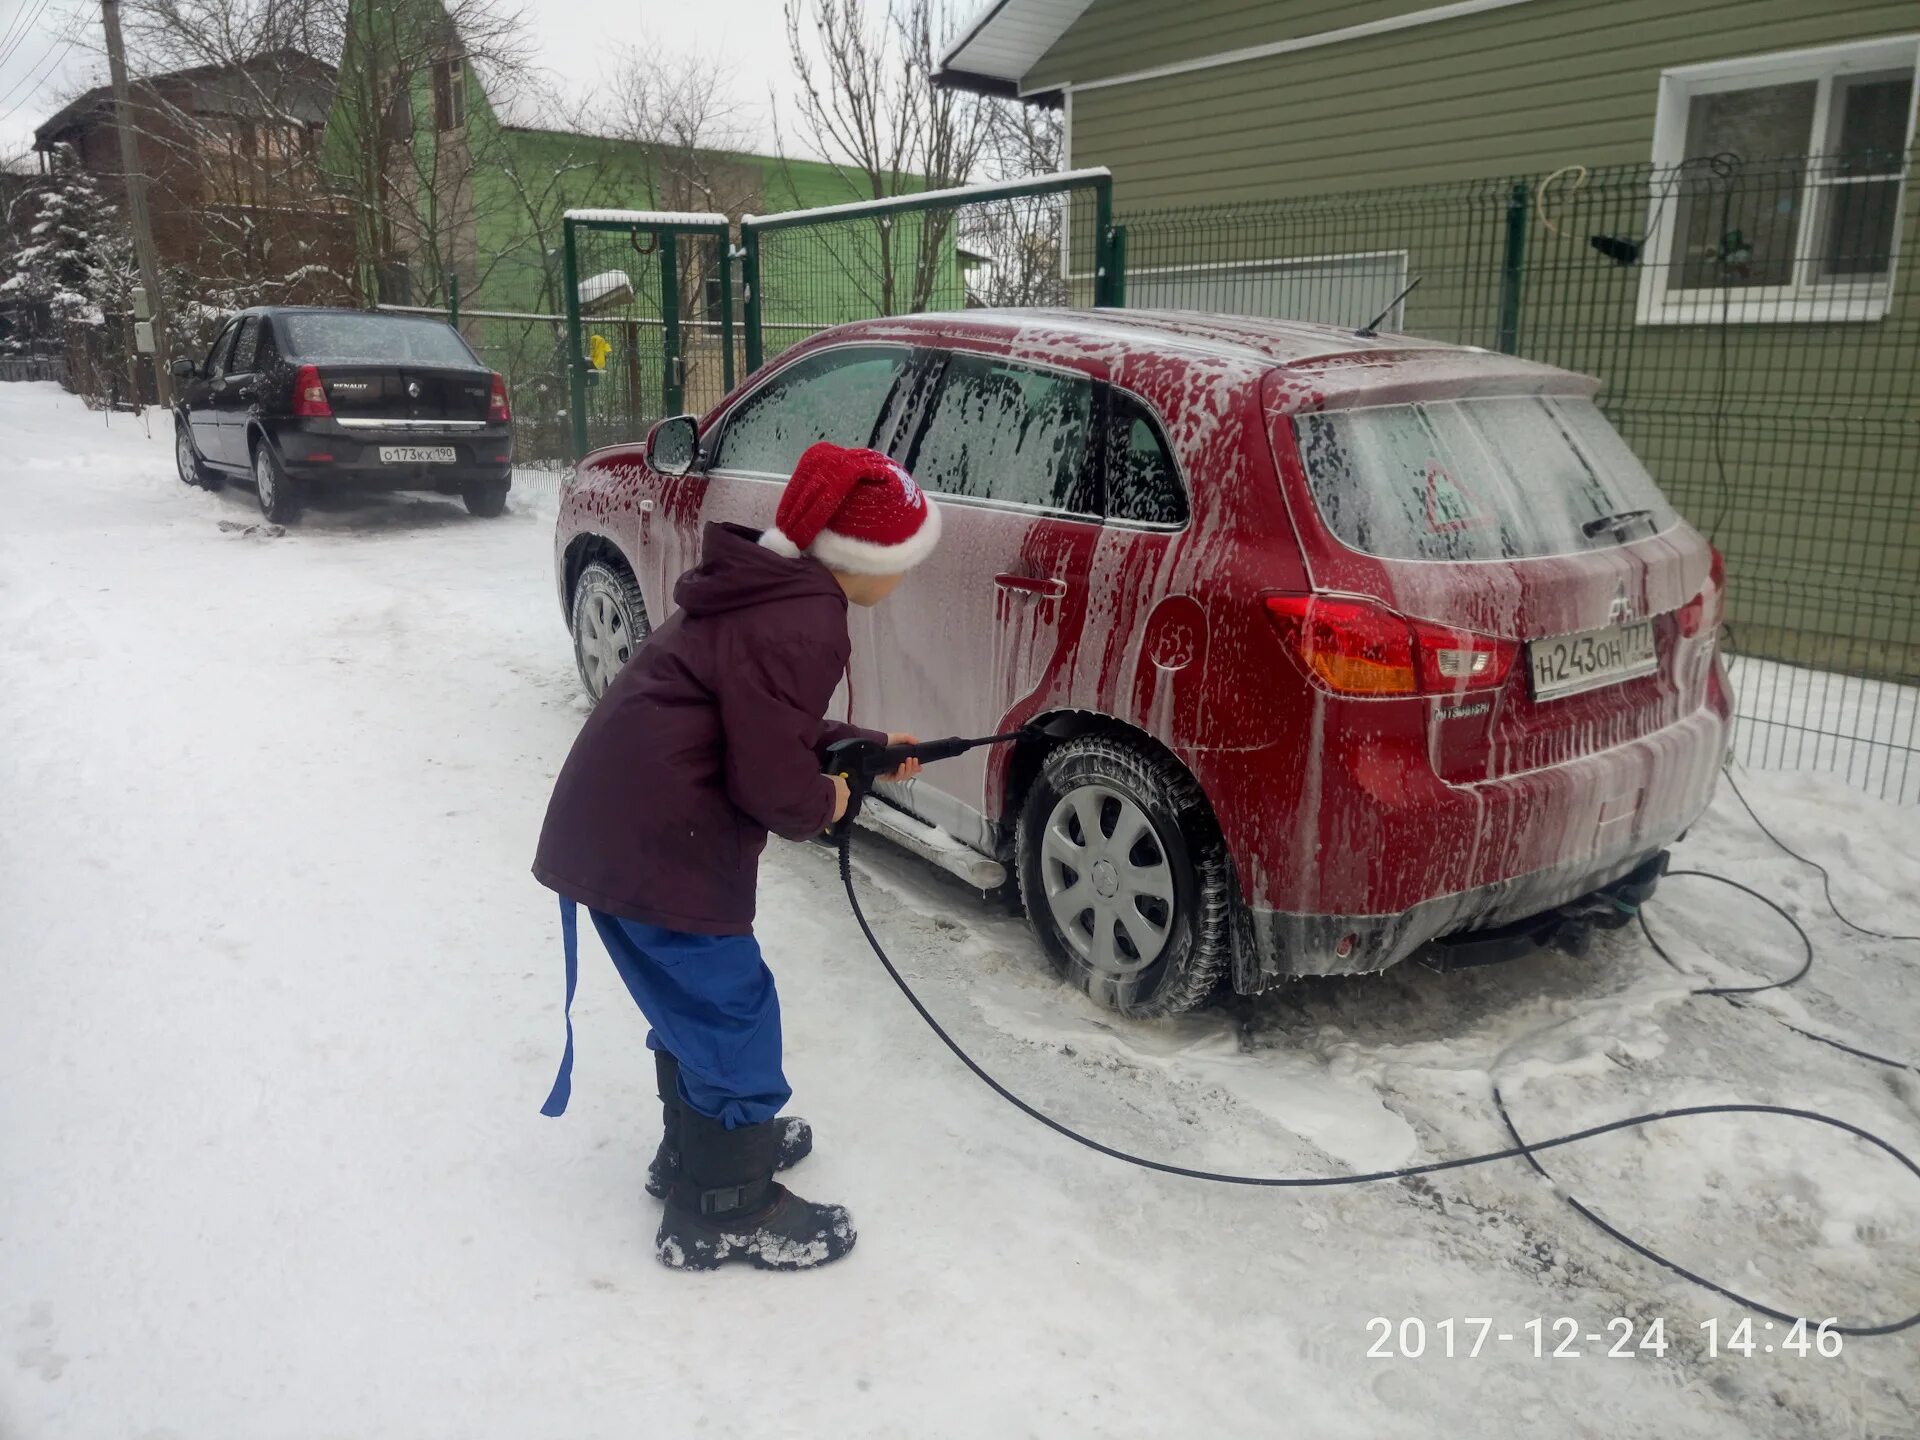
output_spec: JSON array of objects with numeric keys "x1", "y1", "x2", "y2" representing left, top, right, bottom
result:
[{"x1": 532, "y1": 441, "x2": 940, "y2": 1272}]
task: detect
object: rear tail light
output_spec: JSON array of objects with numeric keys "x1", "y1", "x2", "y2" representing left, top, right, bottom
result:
[
  {"x1": 488, "y1": 372, "x2": 511, "y2": 423},
  {"x1": 1264, "y1": 594, "x2": 1517, "y2": 698},
  {"x1": 1676, "y1": 545, "x2": 1726, "y2": 639},
  {"x1": 292, "y1": 364, "x2": 332, "y2": 418}
]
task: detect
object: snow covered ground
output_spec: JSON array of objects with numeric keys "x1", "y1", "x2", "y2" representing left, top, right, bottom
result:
[{"x1": 2, "y1": 381, "x2": 1917, "y2": 1439}]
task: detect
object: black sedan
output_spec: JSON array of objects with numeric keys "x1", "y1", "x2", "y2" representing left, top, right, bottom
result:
[{"x1": 171, "y1": 306, "x2": 514, "y2": 523}]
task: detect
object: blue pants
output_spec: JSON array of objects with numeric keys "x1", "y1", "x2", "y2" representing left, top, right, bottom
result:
[{"x1": 540, "y1": 897, "x2": 790, "y2": 1128}]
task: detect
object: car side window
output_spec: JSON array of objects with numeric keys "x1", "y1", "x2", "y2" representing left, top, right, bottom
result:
[
  {"x1": 711, "y1": 346, "x2": 909, "y2": 475},
  {"x1": 1105, "y1": 390, "x2": 1187, "y2": 526},
  {"x1": 203, "y1": 321, "x2": 237, "y2": 377},
  {"x1": 906, "y1": 352, "x2": 1094, "y2": 513},
  {"x1": 253, "y1": 320, "x2": 280, "y2": 374},
  {"x1": 228, "y1": 317, "x2": 262, "y2": 374}
]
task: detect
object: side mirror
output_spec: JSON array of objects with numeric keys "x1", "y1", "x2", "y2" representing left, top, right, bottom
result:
[
  {"x1": 170, "y1": 357, "x2": 197, "y2": 380},
  {"x1": 647, "y1": 414, "x2": 700, "y2": 476}
]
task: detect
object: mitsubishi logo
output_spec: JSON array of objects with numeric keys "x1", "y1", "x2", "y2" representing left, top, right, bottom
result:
[
  {"x1": 407, "y1": 379, "x2": 421, "y2": 399},
  {"x1": 1609, "y1": 585, "x2": 1633, "y2": 623}
]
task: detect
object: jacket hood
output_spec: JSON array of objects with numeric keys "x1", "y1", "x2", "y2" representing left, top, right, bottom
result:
[{"x1": 673, "y1": 522, "x2": 848, "y2": 617}]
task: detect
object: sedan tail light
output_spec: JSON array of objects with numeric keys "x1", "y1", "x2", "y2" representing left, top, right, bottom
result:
[
  {"x1": 292, "y1": 364, "x2": 332, "y2": 418},
  {"x1": 488, "y1": 372, "x2": 511, "y2": 423},
  {"x1": 1676, "y1": 545, "x2": 1726, "y2": 639},
  {"x1": 1264, "y1": 594, "x2": 1517, "y2": 697}
]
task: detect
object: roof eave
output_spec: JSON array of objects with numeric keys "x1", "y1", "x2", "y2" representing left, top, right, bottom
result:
[{"x1": 930, "y1": 67, "x2": 1062, "y2": 107}]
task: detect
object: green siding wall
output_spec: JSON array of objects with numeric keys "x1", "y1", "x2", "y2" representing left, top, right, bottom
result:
[
  {"x1": 1031, "y1": 0, "x2": 1920, "y2": 678},
  {"x1": 1046, "y1": 0, "x2": 1914, "y2": 203}
]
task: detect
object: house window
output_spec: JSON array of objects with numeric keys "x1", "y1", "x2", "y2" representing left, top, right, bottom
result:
[
  {"x1": 1639, "y1": 37, "x2": 1919, "y2": 324},
  {"x1": 433, "y1": 56, "x2": 466, "y2": 132}
]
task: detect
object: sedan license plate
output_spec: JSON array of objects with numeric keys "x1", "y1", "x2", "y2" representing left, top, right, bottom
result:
[
  {"x1": 378, "y1": 445, "x2": 456, "y2": 464},
  {"x1": 1529, "y1": 621, "x2": 1657, "y2": 700}
]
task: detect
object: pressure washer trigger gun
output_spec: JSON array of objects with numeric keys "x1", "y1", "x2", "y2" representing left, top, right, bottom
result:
[
  {"x1": 823, "y1": 734, "x2": 967, "y2": 840},
  {"x1": 823, "y1": 719, "x2": 1076, "y2": 841}
]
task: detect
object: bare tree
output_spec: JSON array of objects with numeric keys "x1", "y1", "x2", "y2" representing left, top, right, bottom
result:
[
  {"x1": 777, "y1": 0, "x2": 991, "y2": 316},
  {"x1": 964, "y1": 97, "x2": 1066, "y2": 306},
  {"x1": 603, "y1": 41, "x2": 764, "y2": 326}
]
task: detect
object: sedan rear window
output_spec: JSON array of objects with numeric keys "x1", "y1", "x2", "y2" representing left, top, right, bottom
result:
[
  {"x1": 281, "y1": 313, "x2": 477, "y2": 367},
  {"x1": 1292, "y1": 397, "x2": 1678, "y2": 561}
]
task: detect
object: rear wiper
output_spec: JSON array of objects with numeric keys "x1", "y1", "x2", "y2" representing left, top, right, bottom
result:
[{"x1": 1581, "y1": 508, "x2": 1654, "y2": 538}]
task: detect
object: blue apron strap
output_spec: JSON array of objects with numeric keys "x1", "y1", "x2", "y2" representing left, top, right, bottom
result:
[{"x1": 540, "y1": 895, "x2": 580, "y2": 1117}]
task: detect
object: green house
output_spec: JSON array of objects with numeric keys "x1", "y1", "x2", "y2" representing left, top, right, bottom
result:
[{"x1": 938, "y1": 1, "x2": 1920, "y2": 759}]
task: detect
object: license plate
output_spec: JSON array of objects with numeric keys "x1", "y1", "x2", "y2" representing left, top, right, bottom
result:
[
  {"x1": 378, "y1": 445, "x2": 456, "y2": 463},
  {"x1": 1529, "y1": 621, "x2": 1657, "y2": 700}
]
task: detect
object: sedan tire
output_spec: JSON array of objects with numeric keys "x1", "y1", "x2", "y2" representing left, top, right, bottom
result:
[
  {"x1": 462, "y1": 481, "x2": 510, "y2": 518},
  {"x1": 174, "y1": 420, "x2": 220, "y2": 490},
  {"x1": 252, "y1": 441, "x2": 301, "y2": 524},
  {"x1": 1017, "y1": 735, "x2": 1231, "y2": 1018}
]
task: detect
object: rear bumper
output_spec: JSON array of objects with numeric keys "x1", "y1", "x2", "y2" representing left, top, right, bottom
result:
[
  {"x1": 273, "y1": 421, "x2": 513, "y2": 488},
  {"x1": 1241, "y1": 849, "x2": 1671, "y2": 981},
  {"x1": 1223, "y1": 678, "x2": 1732, "y2": 984}
]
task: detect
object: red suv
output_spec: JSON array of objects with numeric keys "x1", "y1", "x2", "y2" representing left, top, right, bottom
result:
[{"x1": 554, "y1": 310, "x2": 1732, "y2": 1017}]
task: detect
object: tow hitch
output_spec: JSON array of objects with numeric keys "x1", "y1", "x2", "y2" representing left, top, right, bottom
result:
[{"x1": 1421, "y1": 852, "x2": 1671, "y2": 972}]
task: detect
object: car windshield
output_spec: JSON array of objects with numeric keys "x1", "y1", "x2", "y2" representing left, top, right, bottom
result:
[
  {"x1": 281, "y1": 313, "x2": 476, "y2": 366},
  {"x1": 1291, "y1": 396, "x2": 1679, "y2": 562}
]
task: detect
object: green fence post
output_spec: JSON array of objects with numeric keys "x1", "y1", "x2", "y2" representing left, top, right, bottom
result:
[
  {"x1": 741, "y1": 226, "x2": 764, "y2": 375},
  {"x1": 447, "y1": 273, "x2": 459, "y2": 330},
  {"x1": 1497, "y1": 181, "x2": 1530, "y2": 354},
  {"x1": 659, "y1": 229, "x2": 682, "y2": 415},
  {"x1": 718, "y1": 232, "x2": 736, "y2": 393},
  {"x1": 561, "y1": 216, "x2": 588, "y2": 461},
  {"x1": 1093, "y1": 175, "x2": 1116, "y2": 307},
  {"x1": 1109, "y1": 224, "x2": 1128, "y2": 308}
]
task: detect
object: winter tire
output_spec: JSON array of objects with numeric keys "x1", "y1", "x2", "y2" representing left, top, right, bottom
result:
[
  {"x1": 252, "y1": 440, "x2": 300, "y2": 524},
  {"x1": 174, "y1": 421, "x2": 219, "y2": 489},
  {"x1": 1016, "y1": 735, "x2": 1230, "y2": 1018},
  {"x1": 462, "y1": 480, "x2": 509, "y2": 518},
  {"x1": 570, "y1": 558, "x2": 649, "y2": 702}
]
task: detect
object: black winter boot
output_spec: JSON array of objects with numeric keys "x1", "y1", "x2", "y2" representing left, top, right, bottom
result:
[
  {"x1": 644, "y1": 1051, "x2": 812, "y2": 1199},
  {"x1": 656, "y1": 1107, "x2": 856, "y2": 1271}
]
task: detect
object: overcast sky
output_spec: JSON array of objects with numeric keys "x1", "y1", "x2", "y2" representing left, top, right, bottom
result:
[{"x1": 0, "y1": 0, "x2": 840, "y2": 164}]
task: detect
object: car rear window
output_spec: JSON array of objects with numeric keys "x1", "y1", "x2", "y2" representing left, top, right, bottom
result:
[
  {"x1": 281, "y1": 313, "x2": 476, "y2": 366},
  {"x1": 1291, "y1": 396, "x2": 1678, "y2": 561}
]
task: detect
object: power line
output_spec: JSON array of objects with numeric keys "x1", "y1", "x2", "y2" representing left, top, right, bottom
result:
[
  {"x1": 0, "y1": 27, "x2": 81, "y2": 131},
  {"x1": 0, "y1": 0, "x2": 57, "y2": 76}
]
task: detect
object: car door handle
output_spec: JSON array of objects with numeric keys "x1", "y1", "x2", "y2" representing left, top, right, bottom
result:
[
  {"x1": 236, "y1": 387, "x2": 256, "y2": 401},
  {"x1": 994, "y1": 573, "x2": 1067, "y2": 599}
]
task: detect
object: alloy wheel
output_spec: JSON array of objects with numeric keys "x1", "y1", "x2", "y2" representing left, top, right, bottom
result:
[{"x1": 1039, "y1": 784, "x2": 1176, "y2": 978}]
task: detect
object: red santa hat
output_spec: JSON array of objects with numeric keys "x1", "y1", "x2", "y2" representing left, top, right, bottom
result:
[{"x1": 758, "y1": 441, "x2": 942, "y2": 575}]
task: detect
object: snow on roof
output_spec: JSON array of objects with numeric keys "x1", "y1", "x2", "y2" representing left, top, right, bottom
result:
[
  {"x1": 564, "y1": 208, "x2": 729, "y2": 227},
  {"x1": 741, "y1": 168, "x2": 1110, "y2": 230},
  {"x1": 577, "y1": 270, "x2": 633, "y2": 307}
]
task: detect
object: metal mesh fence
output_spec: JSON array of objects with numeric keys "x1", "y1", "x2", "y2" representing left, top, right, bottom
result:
[{"x1": 1117, "y1": 153, "x2": 1919, "y2": 801}]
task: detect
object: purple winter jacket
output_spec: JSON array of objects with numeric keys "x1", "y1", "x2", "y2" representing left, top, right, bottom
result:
[{"x1": 532, "y1": 522, "x2": 883, "y2": 934}]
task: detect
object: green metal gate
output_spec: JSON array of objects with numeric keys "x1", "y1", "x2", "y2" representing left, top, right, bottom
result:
[
  {"x1": 738, "y1": 169, "x2": 1123, "y2": 372},
  {"x1": 560, "y1": 210, "x2": 738, "y2": 461}
]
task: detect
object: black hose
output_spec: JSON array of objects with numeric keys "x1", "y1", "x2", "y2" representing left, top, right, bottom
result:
[
  {"x1": 835, "y1": 830, "x2": 1920, "y2": 1337},
  {"x1": 1720, "y1": 765, "x2": 1920, "y2": 945}
]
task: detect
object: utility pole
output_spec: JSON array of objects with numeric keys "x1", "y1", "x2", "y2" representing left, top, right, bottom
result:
[{"x1": 100, "y1": 0, "x2": 170, "y2": 407}]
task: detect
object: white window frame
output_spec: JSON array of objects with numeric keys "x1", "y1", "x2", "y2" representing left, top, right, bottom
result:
[{"x1": 1637, "y1": 36, "x2": 1920, "y2": 326}]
